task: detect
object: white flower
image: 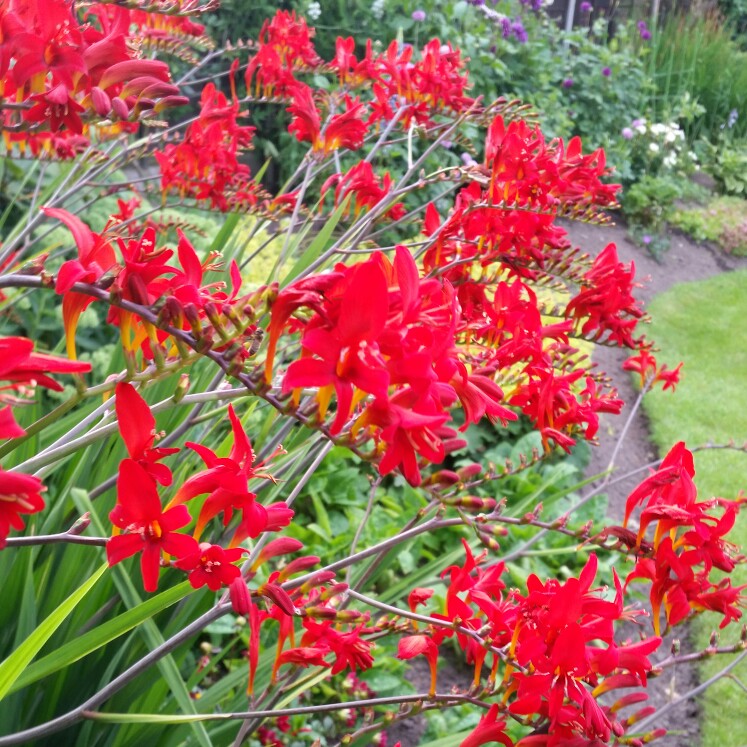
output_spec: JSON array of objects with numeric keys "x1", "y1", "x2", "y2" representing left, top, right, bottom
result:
[
  {"x1": 372, "y1": 0, "x2": 386, "y2": 19},
  {"x1": 651, "y1": 123, "x2": 667, "y2": 135},
  {"x1": 307, "y1": 0, "x2": 321, "y2": 19},
  {"x1": 665, "y1": 131, "x2": 676, "y2": 143},
  {"x1": 636, "y1": 124, "x2": 647, "y2": 134},
  {"x1": 649, "y1": 143, "x2": 660, "y2": 153}
]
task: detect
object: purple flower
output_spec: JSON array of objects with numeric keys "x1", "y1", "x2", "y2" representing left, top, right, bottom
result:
[
  {"x1": 562, "y1": 78, "x2": 574, "y2": 88},
  {"x1": 580, "y1": 1, "x2": 593, "y2": 11},
  {"x1": 511, "y1": 19, "x2": 528, "y2": 43},
  {"x1": 631, "y1": 118, "x2": 645, "y2": 128},
  {"x1": 621, "y1": 127, "x2": 634, "y2": 139},
  {"x1": 501, "y1": 16, "x2": 512, "y2": 39},
  {"x1": 411, "y1": 9, "x2": 426, "y2": 21},
  {"x1": 638, "y1": 20, "x2": 652, "y2": 40},
  {"x1": 602, "y1": 66, "x2": 611, "y2": 77},
  {"x1": 642, "y1": 234, "x2": 652, "y2": 245}
]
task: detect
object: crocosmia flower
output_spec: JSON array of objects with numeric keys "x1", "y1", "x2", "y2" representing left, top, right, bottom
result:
[
  {"x1": 175, "y1": 543, "x2": 246, "y2": 590},
  {"x1": 107, "y1": 460, "x2": 198, "y2": 592},
  {"x1": 0, "y1": 468, "x2": 46, "y2": 548}
]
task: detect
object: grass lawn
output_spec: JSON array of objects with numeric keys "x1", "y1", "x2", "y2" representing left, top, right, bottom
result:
[{"x1": 643, "y1": 269, "x2": 747, "y2": 747}]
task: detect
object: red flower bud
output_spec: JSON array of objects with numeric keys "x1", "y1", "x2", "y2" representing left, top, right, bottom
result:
[{"x1": 91, "y1": 87, "x2": 111, "y2": 116}]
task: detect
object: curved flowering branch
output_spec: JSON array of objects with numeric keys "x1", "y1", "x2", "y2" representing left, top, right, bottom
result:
[{"x1": 0, "y1": 5, "x2": 744, "y2": 747}]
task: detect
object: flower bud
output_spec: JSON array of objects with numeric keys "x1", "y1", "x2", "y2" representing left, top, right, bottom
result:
[
  {"x1": 304, "y1": 605, "x2": 339, "y2": 620},
  {"x1": 425, "y1": 470, "x2": 460, "y2": 486},
  {"x1": 456, "y1": 463, "x2": 483, "y2": 480},
  {"x1": 299, "y1": 570, "x2": 337, "y2": 592},
  {"x1": 479, "y1": 524, "x2": 509, "y2": 537},
  {"x1": 442, "y1": 437, "x2": 468, "y2": 454},
  {"x1": 68, "y1": 512, "x2": 91, "y2": 536},
  {"x1": 318, "y1": 582, "x2": 349, "y2": 602},
  {"x1": 476, "y1": 531, "x2": 501, "y2": 552},
  {"x1": 111, "y1": 97, "x2": 130, "y2": 120},
  {"x1": 173, "y1": 374, "x2": 190, "y2": 403},
  {"x1": 443, "y1": 495, "x2": 497, "y2": 512},
  {"x1": 335, "y1": 609, "x2": 370, "y2": 623},
  {"x1": 91, "y1": 87, "x2": 112, "y2": 116}
]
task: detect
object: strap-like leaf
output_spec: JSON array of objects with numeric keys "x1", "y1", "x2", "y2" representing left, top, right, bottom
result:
[{"x1": 0, "y1": 563, "x2": 107, "y2": 701}]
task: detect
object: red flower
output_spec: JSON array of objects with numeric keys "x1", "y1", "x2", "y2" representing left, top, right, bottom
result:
[
  {"x1": 397, "y1": 635, "x2": 439, "y2": 694},
  {"x1": 623, "y1": 346, "x2": 682, "y2": 392},
  {"x1": 282, "y1": 258, "x2": 391, "y2": 433},
  {"x1": 115, "y1": 383, "x2": 179, "y2": 485},
  {"x1": 0, "y1": 336, "x2": 91, "y2": 391},
  {"x1": 0, "y1": 468, "x2": 46, "y2": 548},
  {"x1": 301, "y1": 619, "x2": 375, "y2": 675},
  {"x1": 168, "y1": 405, "x2": 272, "y2": 542},
  {"x1": 407, "y1": 587, "x2": 434, "y2": 613},
  {"x1": 623, "y1": 441, "x2": 696, "y2": 531},
  {"x1": 0, "y1": 336, "x2": 91, "y2": 437},
  {"x1": 565, "y1": 244, "x2": 643, "y2": 348},
  {"x1": 321, "y1": 161, "x2": 405, "y2": 220},
  {"x1": 461, "y1": 705, "x2": 514, "y2": 747},
  {"x1": 174, "y1": 542, "x2": 246, "y2": 591},
  {"x1": 44, "y1": 207, "x2": 117, "y2": 358},
  {"x1": 275, "y1": 646, "x2": 330, "y2": 670},
  {"x1": 107, "y1": 459, "x2": 198, "y2": 592},
  {"x1": 287, "y1": 83, "x2": 368, "y2": 156}
]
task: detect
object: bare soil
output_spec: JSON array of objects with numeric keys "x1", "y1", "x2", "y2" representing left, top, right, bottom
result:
[{"x1": 387, "y1": 220, "x2": 747, "y2": 746}]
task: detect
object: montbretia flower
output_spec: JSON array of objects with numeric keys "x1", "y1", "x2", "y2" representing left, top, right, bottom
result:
[
  {"x1": 287, "y1": 83, "x2": 368, "y2": 156},
  {"x1": 0, "y1": 468, "x2": 46, "y2": 548},
  {"x1": 461, "y1": 705, "x2": 514, "y2": 747},
  {"x1": 0, "y1": 336, "x2": 91, "y2": 437},
  {"x1": 44, "y1": 207, "x2": 117, "y2": 359},
  {"x1": 174, "y1": 542, "x2": 246, "y2": 591},
  {"x1": 167, "y1": 405, "x2": 277, "y2": 542},
  {"x1": 115, "y1": 382, "x2": 179, "y2": 485},
  {"x1": 397, "y1": 635, "x2": 439, "y2": 694},
  {"x1": 107, "y1": 459, "x2": 198, "y2": 592}
]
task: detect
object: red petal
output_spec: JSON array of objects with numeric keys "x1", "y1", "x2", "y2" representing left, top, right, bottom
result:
[
  {"x1": 42, "y1": 208, "x2": 94, "y2": 258},
  {"x1": 106, "y1": 533, "x2": 143, "y2": 566},
  {"x1": 0, "y1": 406, "x2": 25, "y2": 439},
  {"x1": 116, "y1": 459, "x2": 162, "y2": 522},
  {"x1": 115, "y1": 383, "x2": 155, "y2": 459},
  {"x1": 140, "y1": 542, "x2": 162, "y2": 592}
]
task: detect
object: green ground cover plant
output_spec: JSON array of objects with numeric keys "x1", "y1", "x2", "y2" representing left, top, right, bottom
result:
[{"x1": 669, "y1": 196, "x2": 747, "y2": 256}]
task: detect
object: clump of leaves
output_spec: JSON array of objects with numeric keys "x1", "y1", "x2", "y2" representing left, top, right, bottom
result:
[{"x1": 669, "y1": 195, "x2": 747, "y2": 255}]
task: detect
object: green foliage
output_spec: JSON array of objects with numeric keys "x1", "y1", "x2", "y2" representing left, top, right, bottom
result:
[
  {"x1": 621, "y1": 174, "x2": 682, "y2": 233},
  {"x1": 669, "y1": 195, "x2": 747, "y2": 256},
  {"x1": 647, "y1": 12, "x2": 747, "y2": 141},
  {"x1": 700, "y1": 138, "x2": 747, "y2": 196}
]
